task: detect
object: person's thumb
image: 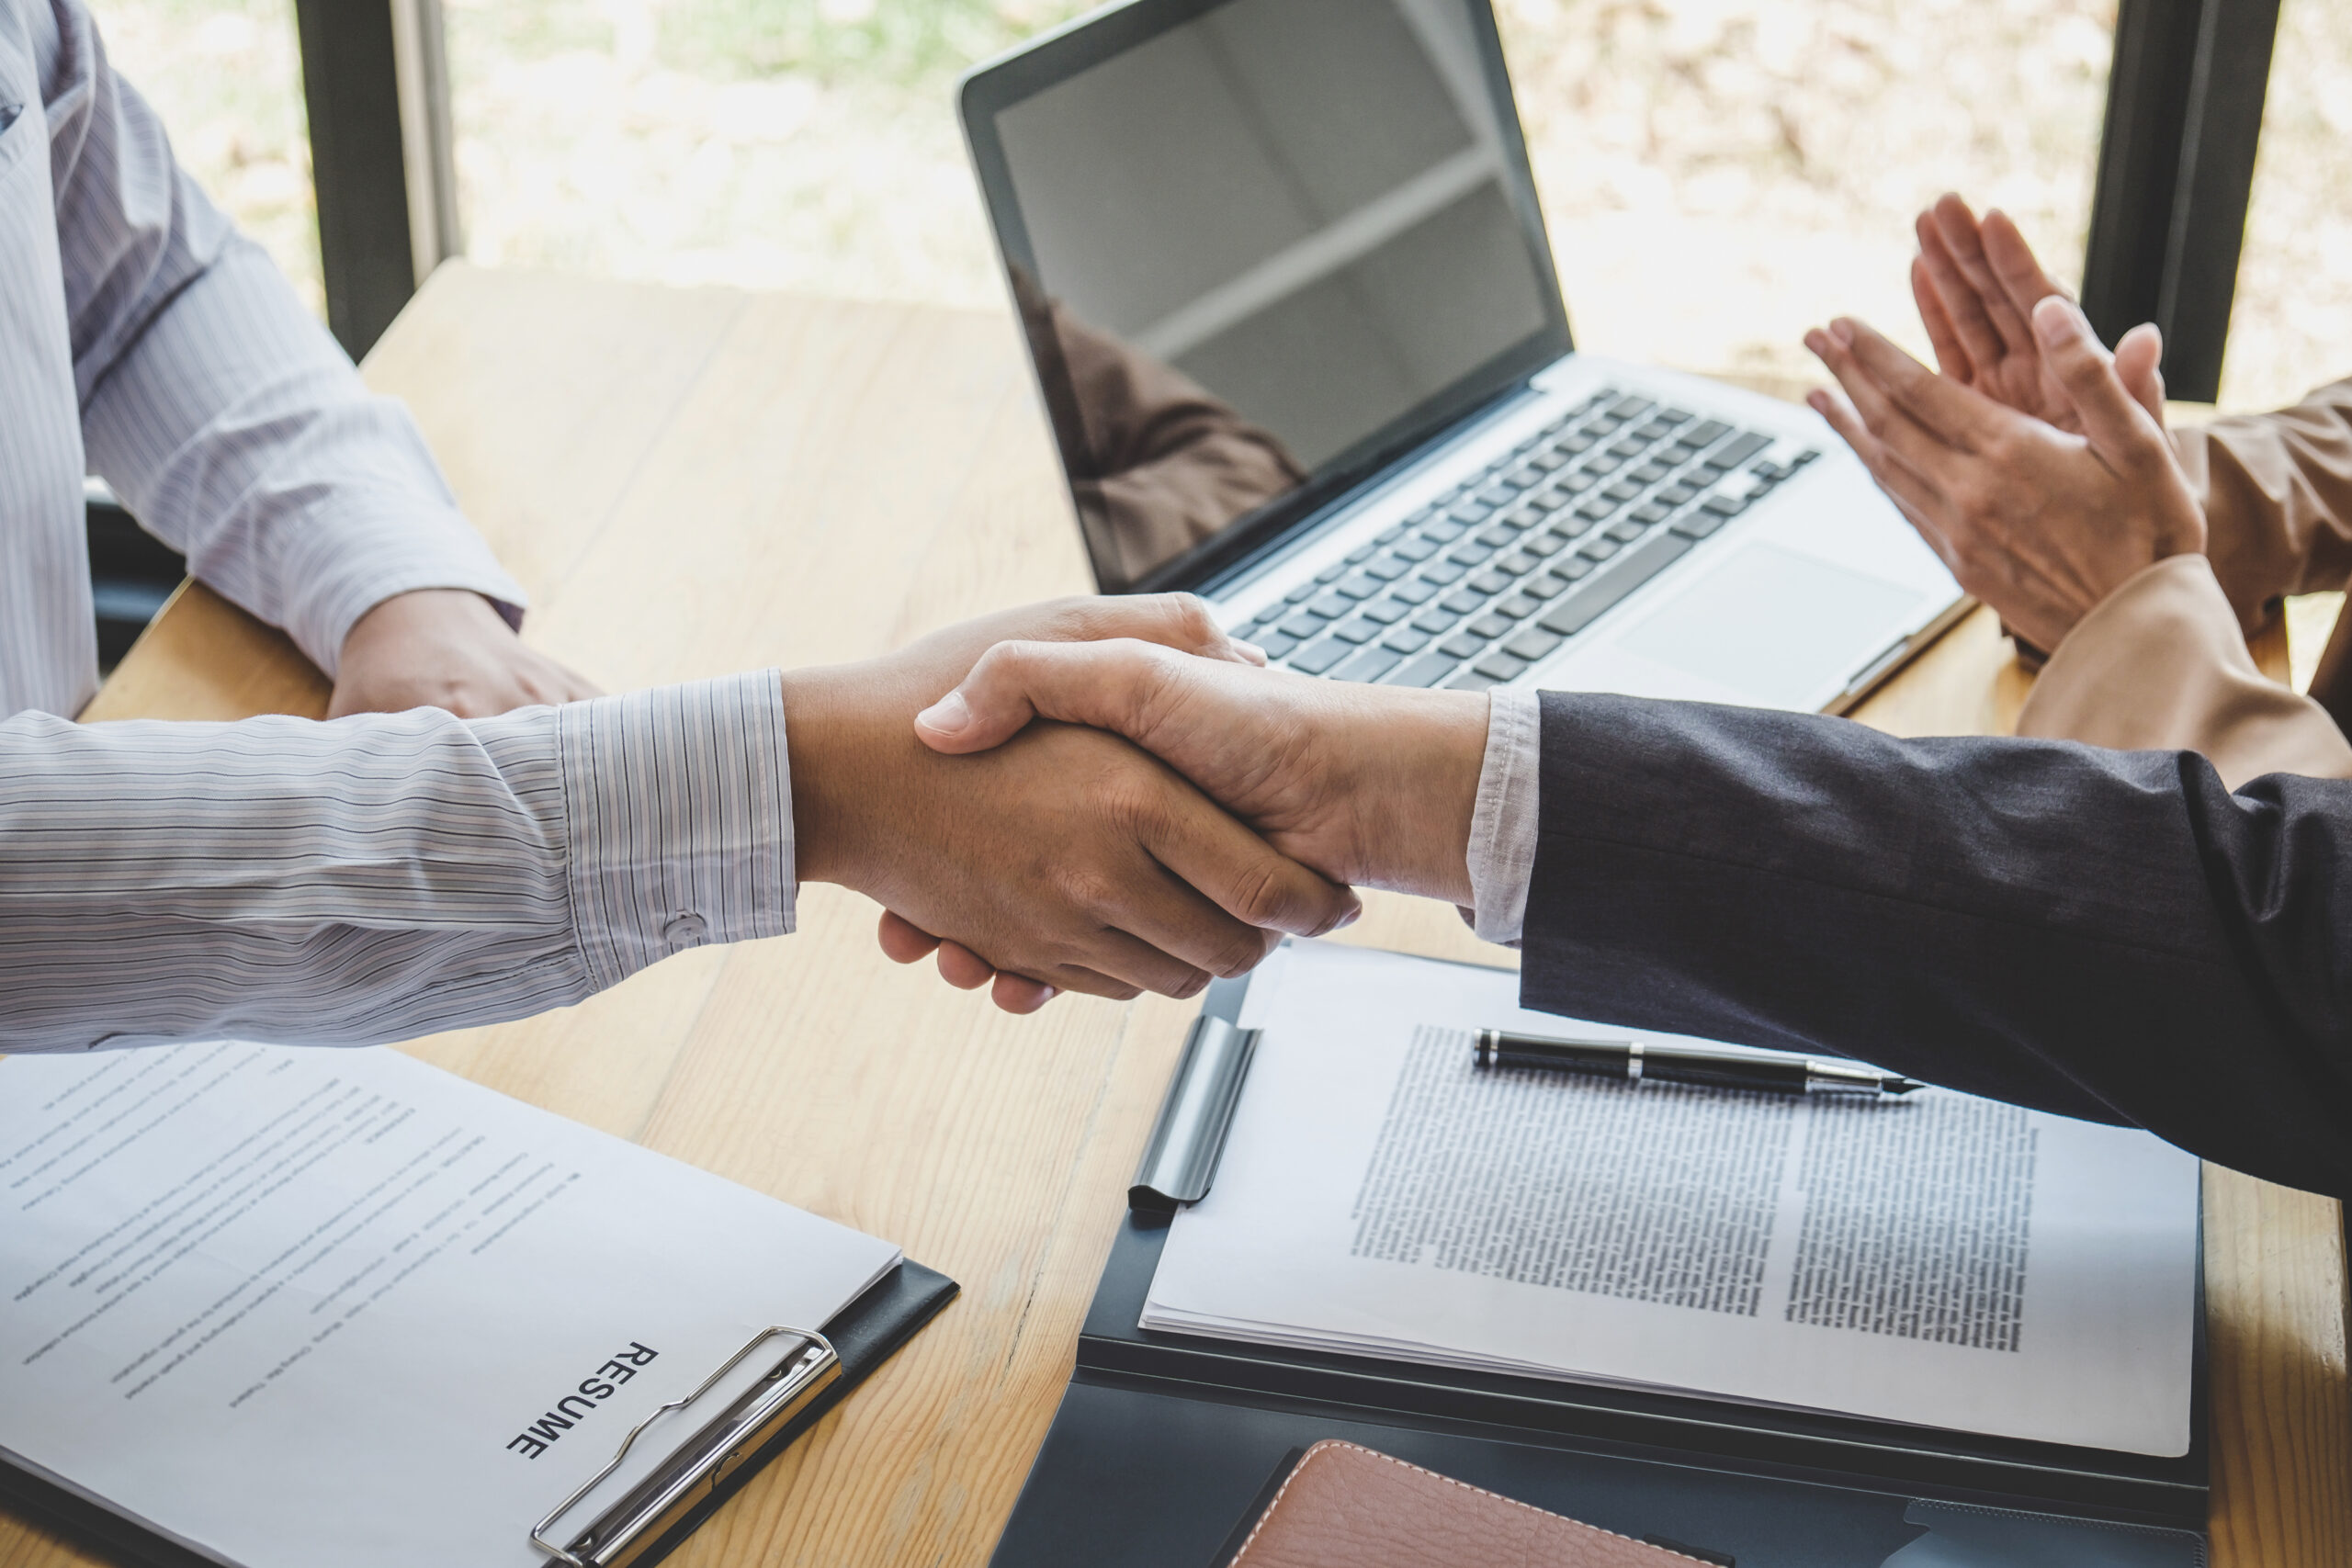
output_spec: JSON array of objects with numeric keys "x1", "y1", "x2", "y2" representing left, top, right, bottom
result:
[
  {"x1": 2113, "y1": 321, "x2": 2167, "y2": 428},
  {"x1": 2035, "y1": 297, "x2": 2164, "y2": 457},
  {"x1": 913, "y1": 637, "x2": 1181, "y2": 755}
]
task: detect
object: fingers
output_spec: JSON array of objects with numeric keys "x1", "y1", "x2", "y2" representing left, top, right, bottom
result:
[
  {"x1": 876, "y1": 909, "x2": 942, "y2": 964},
  {"x1": 1835, "y1": 318, "x2": 2012, "y2": 455},
  {"x1": 1804, "y1": 321, "x2": 1969, "y2": 486},
  {"x1": 1929, "y1": 193, "x2": 2039, "y2": 362},
  {"x1": 990, "y1": 972, "x2": 1058, "y2": 1013},
  {"x1": 1804, "y1": 386, "x2": 1961, "y2": 575},
  {"x1": 1911, "y1": 254, "x2": 1973, "y2": 383},
  {"x1": 1978, "y1": 207, "x2": 2070, "y2": 321},
  {"x1": 918, "y1": 637, "x2": 1183, "y2": 755},
  {"x1": 1914, "y1": 206, "x2": 2008, "y2": 380},
  {"x1": 2033, "y1": 298, "x2": 2164, "y2": 459},
  {"x1": 1075, "y1": 591, "x2": 1254, "y2": 664},
  {"x1": 2114, "y1": 322, "x2": 2167, "y2": 426}
]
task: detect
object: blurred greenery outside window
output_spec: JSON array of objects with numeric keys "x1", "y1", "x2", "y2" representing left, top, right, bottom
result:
[{"x1": 87, "y1": 0, "x2": 2352, "y2": 414}]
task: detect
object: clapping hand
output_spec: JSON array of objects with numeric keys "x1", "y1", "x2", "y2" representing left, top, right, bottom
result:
[{"x1": 1804, "y1": 297, "x2": 2203, "y2": 654}]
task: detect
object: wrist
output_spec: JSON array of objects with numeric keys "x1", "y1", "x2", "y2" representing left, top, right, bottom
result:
[{"x1": 1334, "y1": 688, "x2": 1486, "y2": 905}]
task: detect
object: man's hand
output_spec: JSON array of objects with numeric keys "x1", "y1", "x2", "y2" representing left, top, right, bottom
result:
[
  {"x1": 892, "y1": 641, "x2": 1487, "y2": 1010},
  {"x1": 1804, "y1": 299, "x2": 2206, "y2": 653},
  {"x1": 1910, "y1": 192, "x2": 2165, "y2": 432},
  {"x1": 331, "y1": 590, "x2": 601, "y2": 718},
  {"x1": 794, "y1": 596, "x2": 1363, "y2": 1014}
]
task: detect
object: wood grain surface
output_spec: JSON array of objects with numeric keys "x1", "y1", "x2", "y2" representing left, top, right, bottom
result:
[{"x1": 9, "y1": 263, "x2": 2342, "y2": 1567}]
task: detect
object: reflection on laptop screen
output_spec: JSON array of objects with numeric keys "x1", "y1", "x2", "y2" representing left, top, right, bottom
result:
[{"x1": 989, "y1": 0, "x2": 1560, "y2": 590}]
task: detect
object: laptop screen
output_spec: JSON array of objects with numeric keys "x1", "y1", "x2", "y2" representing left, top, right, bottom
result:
[{"x1": 967, "y1": 0, "x2": 1570, "y2": 592}]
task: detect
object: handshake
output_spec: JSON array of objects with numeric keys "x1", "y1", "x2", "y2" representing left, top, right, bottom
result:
[{"x1": 780, "y1": 594, "x2": 1492, "y2": 1014}]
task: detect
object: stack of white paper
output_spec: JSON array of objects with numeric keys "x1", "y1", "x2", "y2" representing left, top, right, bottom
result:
[
  {"x1": 0, "y1": 1042, "x2": 902, "y2": 1568},
  {"x1": 1144, "y1": 942, "x2": 2200, "y2": 1457}
]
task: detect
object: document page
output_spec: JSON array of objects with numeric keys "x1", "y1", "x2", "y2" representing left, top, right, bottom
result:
[
  {"x1": 1144, "y1": 942, "x2": 2199, "y2": 1456},
  {"x1": 0, "y1": 1042, "x2": 901, "y2": 1568}
]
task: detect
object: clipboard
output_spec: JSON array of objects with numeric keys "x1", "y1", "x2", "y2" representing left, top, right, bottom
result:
[
  {"x1": 991, "y1": 971, "x2": 2211, "y2": 1568},
  {"x1": 0, "y1": 1258, "x2": 956, "y2": 1568}
]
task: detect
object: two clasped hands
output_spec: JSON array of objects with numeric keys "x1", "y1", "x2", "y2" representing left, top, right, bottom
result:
[{"x1": 819, "y1": 193, "x2": 2210, "y2": 1016}]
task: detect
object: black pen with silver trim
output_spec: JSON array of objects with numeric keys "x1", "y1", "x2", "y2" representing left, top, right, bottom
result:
[{"x1": 1473, "y1": 1028, "x2": 1922, "y2": 1099}]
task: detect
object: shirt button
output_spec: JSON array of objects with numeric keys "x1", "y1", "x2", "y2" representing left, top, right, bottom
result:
[{"x1": 662, "y1": 913, "x2": 707, "y2": 944}]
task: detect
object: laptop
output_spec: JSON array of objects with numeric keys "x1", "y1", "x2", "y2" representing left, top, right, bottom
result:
[{"x1": 959, "y1": 0, "x2": 1966, "y2": 709}]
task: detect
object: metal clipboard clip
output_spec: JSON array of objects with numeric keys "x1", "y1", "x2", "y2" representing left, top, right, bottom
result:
[
  {"x1": 529, "y1": 1324, "x2": 841, "y2": 1568},
  {"x1": 1128, "y1": 1013, "x2": 1261, "y2": 1213}
]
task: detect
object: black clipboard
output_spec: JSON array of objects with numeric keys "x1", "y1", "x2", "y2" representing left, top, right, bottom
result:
[
  {"x1": 0, "y1": 1259, "x2": 956, "y2": 1568},
  {"x1": 991, "y1": 970, "x2": 2210, "y2": 1568}
]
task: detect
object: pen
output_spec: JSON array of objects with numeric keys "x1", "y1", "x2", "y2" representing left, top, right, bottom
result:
[{"x1": 1472, "y1": 1029, "x2": 1922, "y2": 1099}]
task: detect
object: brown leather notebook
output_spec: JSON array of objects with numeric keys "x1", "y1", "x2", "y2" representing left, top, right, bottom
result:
[{"x1": 1223, "y1": 1441, "x2": 1718, "y2": 1568}]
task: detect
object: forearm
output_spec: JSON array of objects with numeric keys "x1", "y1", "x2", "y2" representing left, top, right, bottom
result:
[
  {"x1": 2175, "y1": 376, "x2": 2352, "y2": 627},
  {"x1": 0, "y1": 673, "x2": 791, "y2": 1053},
  {"x1": 1519, "y1": 693, "x2": 2352, "y2": 1198}
]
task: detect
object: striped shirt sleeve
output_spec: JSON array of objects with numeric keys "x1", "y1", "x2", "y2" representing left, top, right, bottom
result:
[{"x1": 0, "y1": 671, "x2": 793, "y2": 1054}]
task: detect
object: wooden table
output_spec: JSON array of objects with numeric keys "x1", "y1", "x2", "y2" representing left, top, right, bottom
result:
[{"x1": 7, "y1": 262, "x2": 2348, "y2": 1567}]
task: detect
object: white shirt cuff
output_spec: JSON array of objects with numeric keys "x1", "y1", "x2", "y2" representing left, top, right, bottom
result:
[
  {"x1": 551, "y1": 671, "x2": 797, "y2": 991},
  {"x1": 1464, "y1": 686, "x2": 1541, "y2": 944}
]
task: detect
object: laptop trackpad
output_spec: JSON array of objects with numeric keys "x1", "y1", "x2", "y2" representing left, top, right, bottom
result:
[{"x1": 1614, "y1": 542, "x2": 1923, "y2": 709}]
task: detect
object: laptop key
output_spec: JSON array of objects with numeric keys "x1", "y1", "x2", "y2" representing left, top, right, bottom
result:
[
  {"x1": 1474, "y1": 649, "x2": 1531, "y2": 682},
  {"x1": 1539, "y1": 531, "x2": 1695, "y2": 637},
  {"x1": 1449, "y1": 501, "x2": 1493, "y2": 525},
  {"x1": 1504, "y1": 503, "x2": 1549, "y2": 529},
  {"x1": 1656, "y1": 406, "x2": 1694, "y2": 424},
  {"x1": 1360, "y1": 597, "x2": 1412, "y2": 626},
  {"x1": 1608, "y1": 438, "x2": 1648, "y2": 460},
  {"x1": 1475, "y1": 521, "x2": 1520, "y2": 547},
  {"x1": 1607, "y1": 395, "x2": 1656, "y2": 420},
  {"x1": 1495, "y1": 592, "x2": 1544, "y2": 620},
  {"x1": 1446, "y1": 669, "x2": 1501, "y2": 693},
  {"x1": 1580, "y1": 537, "x2": 1621, "y2": 562},
  {"x1": 1374, "y1": 524, "x2": 1407, "y2": 545},
  {"x1": 1346, "y1": 544, "x2": 1377, "y2": 563},
  {"x1": 1603, "y1": 480, "x2": 1645, "y2": 503},
  {"x1": 1307, "y1": 590, "x2": 1353, "y2": 617},
  {"x1": 1446, "y1": 541, "x2": 1495, "y2": 567},
  {"x1": 1584, "y1": 455, "x2": 1622, "y2": 476},
  {"x1": 1380, "y1": 625, "x2": 1430, "y2": 654},
  {"x1": 1284, "y1": 581, "x2": 1318, "y2": 604},
  {"x1": 1255, "y1": 631, "x2": 1301, "y2": 660},
  {"x1": 1530, "y1": 450, "x2": 1568, "y2": 471},
  {"x1": 1657, "y1": 483, "x2": 1700, "y2": 506},
  {"x1": 1335, "y1": 572, "x2": 1383, "y2": 599},
  {"x1": 1411, "y1": 605, "x2": 1459, "y2": 633},
  {"x1": 1467, "y1": 569, "x2": 1514, "y2": 595},
  {"x1": 1439, "y1": 586, "x2": 1485, "y2": 615},
  {"x1": 1630, "y1": 461, "x2": 1674, "y2": 485},
  {"x1": 1505, "y1": 627, "x2": 1565, "y2": 662},
  {"x1": 1466, "y1": 612, "x2": 1515, "y2": 638},
  {"x1": 1703, "y1": 431, "x2": 1773, "y2": 470},
  {"x1": 1437, "y1": 631, "x2": 1487, "y2": 660},
  {"x1": 1317, "y1": 562, "x2": 1349, "y2": 583},
  {"x1": 1389, "y1": 578, "x2": 1438, "y2": 605},
  {"x1": 1606, "y1": 520, "x2": 1647, "y2": 543},
  {"x1": 1497, "y1": 550, "x2": 1543, "y2": 576},
  {"x1": 1670, "y1": 511, "x2": 1727, "y2": 540},
  {"x1": 1700, "y1": 491, "x2": 1748, "y2": 516},
  {"x1": 1629, "y1": 502, "x2": 1671, "y2": 526},
  {"x1": 1418, "y1": 560, "x2": 1466, "y2": 587},
  {"x1": 1683, "y1": 420, "x2": 1731, "y2": 449},
  {"x1": 1419, "y1": 519, "x2": 1467, "y2": 544},
  {"x1": 1330, "y1": 616, "x2": 1381, "y2": 645},
  {"x1": 1575, "y1": 497, "x2": 1616, "y2": 522},
  {"x1": 1560, "y1": 432, "x2": 1596, "y2": 454},
  {"x1": 1391, "y1": 536, "x2": 1437, "y2": 561},
  {"x1": 1290, "y1": 634, "x2": 1352, "y2": 675},
  {"x1": 1476, "y1": 483, "x2": 1518, "y2": 507},
  {"x1": 1332, "y1": 645, "x2": 1404, "y2": 683},
  {"x1": 1277, "y1": 610, "x2": 1325, "y2": 639},
  {"x1": 1386, "y1": 650, "x2": 1461, "y2": 688}
]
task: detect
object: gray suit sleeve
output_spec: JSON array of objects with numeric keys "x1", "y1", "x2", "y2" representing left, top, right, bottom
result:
[{"x1": 1521, "y1": 691, "x2": 2352, "y2": 1198}]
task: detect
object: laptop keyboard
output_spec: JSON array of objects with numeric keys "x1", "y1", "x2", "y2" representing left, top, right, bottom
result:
[{"x1": 1232, "y1": 389, "x2": 1819, "y2": 691}]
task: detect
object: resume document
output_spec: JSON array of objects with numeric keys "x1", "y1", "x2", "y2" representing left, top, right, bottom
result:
[
  {"x1": 1144, "y1": 942, "x2": 2199, "y2": 1456},
  {"x1": 0, "y1": 1043, "x2": 900, "y2": 1566}
]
